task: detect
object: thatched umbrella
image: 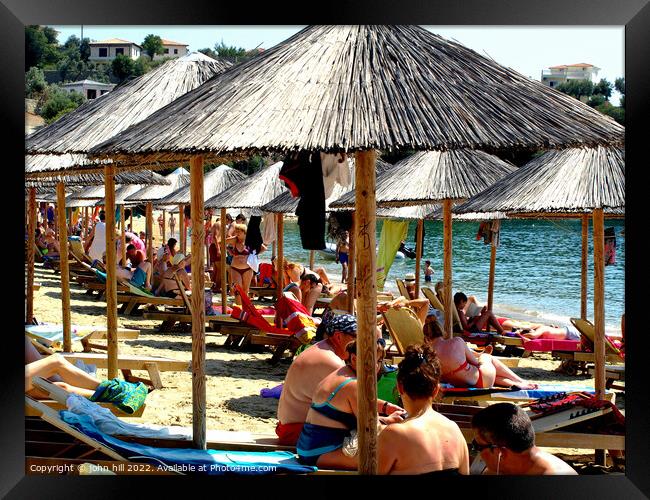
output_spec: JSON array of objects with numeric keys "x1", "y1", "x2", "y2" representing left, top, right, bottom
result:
[
  {"x1": 454, "y1": 146, "x2": 625, "y2": 401},
  {"x1": 24, "y1": 53, "x2": 230, "y2": 381},
  {"x1": 88, "y1": 26, "x2": 622, "y2": 468},
  {"x1": 202, "y1": 162, "x2": 286, "y2": 309},
  {"x1": 331, "y1": 149, "x2": 516, "y2": 332},
  {"x1": 125, "y1": 167, "x2": 190, "y2": 262},
  {"x1": 156, "y1": 165, "x2": 247, "y2": 263}
]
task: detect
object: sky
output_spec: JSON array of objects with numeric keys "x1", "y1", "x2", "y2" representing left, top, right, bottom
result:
[{"x1": 50, "y1": 25, "x2": 625, "y2": 105}]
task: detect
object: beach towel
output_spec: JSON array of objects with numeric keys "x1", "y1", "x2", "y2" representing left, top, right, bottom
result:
[
  {"x1": 89, "y1": 378, "x2": 148, "y2": 415},
  {"x1": 230, "y1": 285, "x2": 292, "y2": 335},
  {"x1": 376, "y1": 219, "x2": 409, "y2": 290},
  {"x1": 274, "y1": 295, "x2": 317, "y2": 344},
  {"x1": 60, "y1": 411, "x2": 317, "y2": 475}
]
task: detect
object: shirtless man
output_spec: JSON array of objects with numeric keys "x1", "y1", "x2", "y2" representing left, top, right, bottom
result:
[
  {"x1": 426, "y1": 320, "x2": 537, "y2": 389},
  {"x1": 276, "y1": 314, "x2": 362, "y2": 446},
  {"x1": 335, "y1": 231, "x2": 350, "y2": 284},
  {"x1": 117, "y1": 244, "x2": 153, "y2": 290},
  {"x1": 471, "y1": 403, "x2": 577, "y2": 475}
]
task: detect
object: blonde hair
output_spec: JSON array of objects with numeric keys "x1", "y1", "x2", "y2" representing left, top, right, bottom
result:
[{"x1": 233, "y1": 223, "x2": 247, "y2": 234}]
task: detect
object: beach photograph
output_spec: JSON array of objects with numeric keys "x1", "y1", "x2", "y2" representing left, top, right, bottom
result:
[{"x1": 22, "y1": 23, "x2": 628, "y2": 481}]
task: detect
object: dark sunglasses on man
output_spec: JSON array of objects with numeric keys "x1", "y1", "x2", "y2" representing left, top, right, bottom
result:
[{"x1": 470, "y1": 439, "x2": 498, "y2": 453}]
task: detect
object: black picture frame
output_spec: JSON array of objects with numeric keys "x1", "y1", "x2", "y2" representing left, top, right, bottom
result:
[{"x1": 7, "y1": 1, "x2": 648, "y2": 497}]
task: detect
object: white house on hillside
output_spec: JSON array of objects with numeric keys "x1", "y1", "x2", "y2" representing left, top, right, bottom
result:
[
  {"x1": 541, "y1": 63, "x2": 601, "y2": 89},
  {"x1": 153, "y1": 39, "x2": 189, "y2": 60},
  {"x1": 89, "y1": 39, "x2": 142, "y2": 62},
  {"x1": 61, "y1": 80, "x2": 116, "y2": 100}
]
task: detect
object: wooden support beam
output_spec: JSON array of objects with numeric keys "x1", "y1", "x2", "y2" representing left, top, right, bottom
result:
[
  {"x1": 347, "y1": 212, "x2": 356, "y2": 314},
  {"x1": 415, "y1": 218, "x2": 423, "y2": 298},
  {"x1": 120, "y1": 205, "x2": 126, "y2": 266},
  {"x1": 26, "y1": 187, "x2": 37, "y2": 324},
  {"x1": 220, "y1": 208, "x2": 227, "y2": 311},
  {"x1": 354, "y1": 150, "x2": 378, "y2": 475},
  {"x1": 276, "y1": 214, "x2": 284, "y2": 305},
  {"x1": 487, "y1": 239, "x2": 497, "y2": 312},
  {"x1": 442, "y1": 199, "x2": 453, "y2": 339},
  {"x1": 581, "y1": 214, "x2": 589, "y2": 320},
  {"x1": 179, "y1": 204, "x2": 186, "y2": 254},
  {"x1": 190, "y1": 156, "x2": 206, "y2": 450},
  {"x1": 592, "y1": 208, "x2": 605, "y2": 400},
  {"x1": 104, "y1": 165, "x2": 118, "y2": 379},
  {"x1": 56, "y1": 182, "x2": 72, "y2": 352},
  {"x1": 146, "y1": 202, "x2": 153, "y2": 264}
]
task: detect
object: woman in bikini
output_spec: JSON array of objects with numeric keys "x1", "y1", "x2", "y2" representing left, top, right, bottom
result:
[
  {"x1": 297, "y1": 336, "x2": 405, "y2": 470},
  {"x1": 377, "y1": 344, "x2": 469, "y2": 475},
  {"x1": 224, "y1": 224, "x2": 260, "y2": 305},
  {"x1": 425, "y1": 320, "x2": 538, "y2": 390},
  {"x1": 154, "y1": 253, "x2": 191, "y2": 298}
]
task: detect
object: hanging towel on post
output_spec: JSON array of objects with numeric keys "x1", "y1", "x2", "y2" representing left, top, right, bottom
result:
[
  {"x1": 280, "y1": 151, "x2": 326, "y2": 250},
  {"x1": 376, "y1": 219, "x2": 409, "y2": 290}
]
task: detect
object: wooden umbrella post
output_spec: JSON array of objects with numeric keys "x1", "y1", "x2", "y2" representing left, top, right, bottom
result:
[
  {"x1": 26, "y1": 187, "x2": 37, "y2": 324},
  {"x1": 56, "y1": 182, "x2": 72, "y2": 352},
  {"x1": 120, "y1": 205, "x2": 126, "y2": 266},
  {"x1": 347, "y1": 212, "x2": 356, "y2": 314},
  {"x1": 415, "y1": 218, "x2": 423, "y2": 298},
  {"x1": 309, "y1": 250, "x2": 315, "y2": 270},
  {"x1": 220, "y1": 208, "x2": 227, "y2": 310},
  {"x1": 276, "y1": 214, "x2": 284, "y2": 304},
  {"x1": 129, "y1": 209, "x2": 133, "y2": 234},
  {"x1": 442, "y1": 199, "x2": 453, "y2": 339},
  {"x1": 179, "y1": 204, "x2": 186, "y2": 253},
  {"x1": 592, "y1": 208, "x2": 605, "y2": 400},
  {"x1": 162, "y1": 209, "x2": 166, "y2": 243},
  {"x1": 355, "y1": 150, "x2": 378, "y2": 475},
  {"x1": 487, "y1": 238, "x2": 497, "y2": 312},
  {"x1": 146, "y1": 202, "x2": 154, "y2": 264},
  {"x1": 581, "y1": 214, "x2": 589, "y2": 319},
  {"x1": 83, "y1": 206, "x2": 89, "y2": 242},
  {"x1": 104, "y1": 165, "x2": 118, "y2": 379},
  {"x1": 190, "y1": 156, "x2": 206, "y2": 450}
]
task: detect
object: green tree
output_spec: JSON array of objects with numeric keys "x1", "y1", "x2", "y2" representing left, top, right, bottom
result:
[
  {"x1": 592, "y1": 78, "x2": 613, "y2": 99},
  {"x1": 141, "y1": 34, "x2": 164, "y2": 59},
  {"x1": 80, "y1": 38, "x2": 91, "y2": 62},
  {"x1": 25, "y1": 66, "x2": 47, "y2": 98},
  {"x1": 615, "y1": 77, "x2": 625, "y2": 109},
  {"x1": 214, "y1": 41, "x2": 248, "y2": 63},
  {"x1": 133, "y1": 56, "x2": 152, "y2": 77},
  {"x1": 25, "y1": 25, "x2": 60, "y2": 69},
  {"x1": 39, "y1": 86, "x2": 85, "y2": 123},
  {"x1": 555, "y1": 79, "x2": 594, "y2": 100},
  {"x1": 595, "y1": 101, "x2": 624, "y2": 125},
  {"x1": 110, "y1": 54, "x2": 135, "y2": 83}
]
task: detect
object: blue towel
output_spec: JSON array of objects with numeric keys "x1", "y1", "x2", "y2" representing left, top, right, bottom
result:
[{"x1": 60, "y1": 411, "x2": 317, "y2": 475}]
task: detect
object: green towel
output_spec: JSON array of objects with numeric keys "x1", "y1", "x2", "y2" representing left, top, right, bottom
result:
[
  {"x1": 376, "y1": 219, "x2": 409, "y2": 290},
  {"x1": 89, "y1": 378, "x2": 148, "y2": 414},
  {"x1": 377, "y1": 367, "x2": 401, "y2": 405}
]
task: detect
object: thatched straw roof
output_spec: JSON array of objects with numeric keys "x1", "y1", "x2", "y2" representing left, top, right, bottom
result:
[
  {"x1": 125, "y1": 167, "x2": 190, "y2": 203},
  {"x1": 426, "y1": 206, "x2": 508, "y2": 221},
  {"x1": 261, "y1": 157, "x2": 392, "y2": 214},
  {"x1": 25, "y1": 165, "x2": 170, "y2": 188},
  {"x1": 377, "y1": 205, "x2": 440, "y2": 220},
  {"x1": 25, "y1": 154, "x2": 114, "y2": 180},
  {"x1": 330, "y1": 149, "x2": 516, "y2": 209},
  {"x1": 155, "y1": 164, "x2": 247, "y2": 206},
  {"x1": 25, "y1": 52, "x2": 231, "y2": 164},
  {"x1": 205, "y1": 162, "x2": 286, "y2": 212},
  {"x1": 453, "y1": 147, "x2": 625, "y2": 217},
  {"x1": 90, "y1": 26, "x2": 622, "y2": 165}
]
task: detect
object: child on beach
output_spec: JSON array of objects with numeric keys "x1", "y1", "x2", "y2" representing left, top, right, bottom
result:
[
  {"x1": 335, "y1": 231, "x2": 350, "y2": 284},
  {"x1": 424, "y1": 260, "x2": 434, "y2": 283}
]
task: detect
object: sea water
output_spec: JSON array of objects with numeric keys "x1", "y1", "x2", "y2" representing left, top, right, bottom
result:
[{"x1": 278, "y1": 218, "x2": 625, "y2": 334}]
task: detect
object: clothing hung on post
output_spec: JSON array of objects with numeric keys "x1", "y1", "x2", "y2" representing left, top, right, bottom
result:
[
  {"x1": 280, "y1": 151, "x2": 326, "y2": 250},
  {"x1": 245, "y1": 216, "x2": 264, "y2": 254}
]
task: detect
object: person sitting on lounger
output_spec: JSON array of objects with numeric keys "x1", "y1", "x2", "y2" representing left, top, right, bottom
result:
[
  {"x1": 378, "y1": 344, "x2": 470, "y2": 475},
  {"x1": 454, "y1": 292, "x2": 544, "y2": 332},
  {"x1": 154, "y1": 253, "x2": 191, "y2": 298},
  {"x1": 378, "y1": 296, "x2": 432, "y2": 326},
  {"x1": 296, "y1": 337, "x2": 405, "y2": 469},
  {"x1": 425, "y1": 319, "x2": 538, "y2": 390},
  {"x1": 25, "y1": 337, "x2": 102, "y2": 399},
  {"x1": 454, "y1": 292, "x2": 506, "y2": 335},
  {"x1": 43, "y1": 228, "x2": 60, "y2": 258},
  {"x1": 276, "y1": 314, "x2": 357, "y2": 446},
  {"x1": 471, "y1": 403, "x2": 577, "y2": 475},
  {"x1": 118, "y1": 244, "x2": 153, "y2": 290}
]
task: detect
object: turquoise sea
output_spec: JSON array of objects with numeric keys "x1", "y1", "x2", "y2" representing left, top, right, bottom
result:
[{"x1": 278, "y1": 218, "x2": 625, "y2": 334}]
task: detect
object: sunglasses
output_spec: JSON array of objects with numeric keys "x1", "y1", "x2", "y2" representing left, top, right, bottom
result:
[{"x1": 471, "y1": 439, "x2": 498, "y2": 453}]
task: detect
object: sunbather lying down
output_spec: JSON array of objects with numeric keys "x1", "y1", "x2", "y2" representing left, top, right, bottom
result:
[
  {"x1": 424, "y1": 322, "x2": 538, "y2": 390},
  {"x1": 24, "y1": 337, "x2": 148, "y2": 414},
  {"x1": 519, "y1": 324, "x2": 581, "y2": 341}
]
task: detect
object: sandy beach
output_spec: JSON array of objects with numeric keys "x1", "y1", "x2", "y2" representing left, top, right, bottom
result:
[{"x1": 28, "y1": 214, "x2": 625, "y2": 468}]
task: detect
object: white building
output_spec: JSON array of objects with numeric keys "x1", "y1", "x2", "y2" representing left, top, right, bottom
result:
[
  {"x1": 60, "y1": 80, "x2": 116, "y2": 100},
  {"x1": 541, "y1": 63, "x2": 601, "y2": 89},
  {"x1": 89, "y1": 38, "x2": 142, "y2": 62},
  {"x1": 153, "y1": 39, "x2": 189, "y2": 60}
]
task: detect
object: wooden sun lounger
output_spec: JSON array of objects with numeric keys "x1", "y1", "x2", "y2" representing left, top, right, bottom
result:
[
  {"x1": 27, "y1": 326, "x2": 140, "y2": 353},
  {"x1": 117, "y1": 294, "x2": 185, "y2": 315},
  {"x1": 588, "y1": 364, "x2": 625, "y2": 390}
]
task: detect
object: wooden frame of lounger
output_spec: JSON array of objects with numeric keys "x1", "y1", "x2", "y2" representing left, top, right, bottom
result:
[
  {"x1": 28, "y1": 336, "x2": 188, "y2": 390},
  {"x1": 27, "y1": 326, "x2": 140, "y2": 353}
]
